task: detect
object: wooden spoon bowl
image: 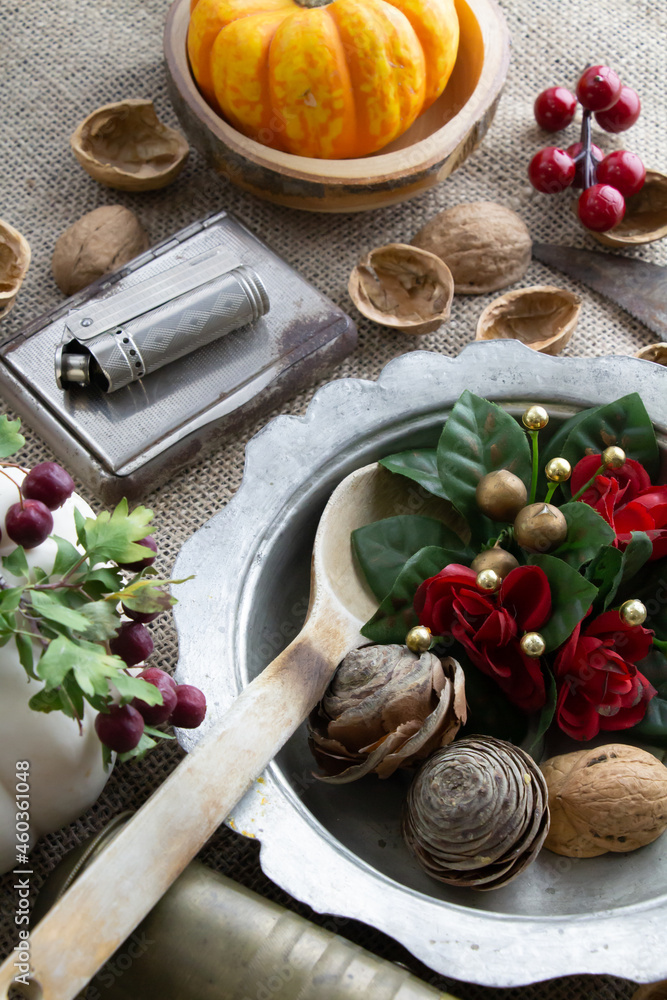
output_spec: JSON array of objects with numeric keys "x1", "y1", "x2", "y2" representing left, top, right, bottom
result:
[{"x1": 163, "y1": 0, "x2": 510, "y2": 212}]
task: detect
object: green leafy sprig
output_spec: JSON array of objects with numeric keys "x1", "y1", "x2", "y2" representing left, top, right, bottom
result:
[{"x1": 0, "y1": 416, "x2": 191, "y2": 763}]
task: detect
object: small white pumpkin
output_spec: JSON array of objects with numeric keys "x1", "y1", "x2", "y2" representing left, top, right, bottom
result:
[{"x1": 0, "y1": 469, "x2": 109, "y2": 873}]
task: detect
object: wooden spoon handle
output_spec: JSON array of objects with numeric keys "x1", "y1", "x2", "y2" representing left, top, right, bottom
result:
[
  {"x1": 632, "y1": 984, "x2": 667, "y2": 1000},
  {"x1": 0, "y1": 616, "x2": 354, "y2": 1000}
]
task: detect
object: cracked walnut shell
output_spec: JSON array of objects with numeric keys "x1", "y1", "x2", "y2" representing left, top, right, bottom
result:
[
  {"x1": 475, "y1": 286, "x2": 581, "y2": 355},
  {"x1": 411, "y1": 202, "x2": 532, "y2": 294},
  {"x1": 541, "y1": 744, "x2": 667, "y2": 858},
  {"x1": 348, "y1": 244, "x2": 454, "y2": 335},
  {"x1": 71, "y1": 99, "x2": 189, "y2": 191},
  {"x1": 0, "y1": 219, "x2": 30, "y2": 320}
]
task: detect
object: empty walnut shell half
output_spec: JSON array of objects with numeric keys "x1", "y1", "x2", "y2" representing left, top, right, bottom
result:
[
  {"x1": 475, "y1": 285, "x2": 581, "y2": 355},
  {"x1": 589, "y1": 171, "x2": 667, "y2": 247},
  {"x1": 541, "y1": 744, "x2": 667, "y2": 858},
  {"x1": 636, "y1": 343, "x2": 667, "y2": 365},
  {"x1": 348, "y1": 244, "x2": 454, "y2": 335},
  {"x1": 403, "y1": 735, "x2": 550, "y2": 890},
  {"x1": 71, "y1": 99, "x2": 189, "y2": 191},
  {"x1": 0, "y1": 219, "x2": 30, "y2": 320}
]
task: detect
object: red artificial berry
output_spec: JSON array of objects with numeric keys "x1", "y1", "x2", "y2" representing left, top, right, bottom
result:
[
  {"x1": 110, "y1": 621, "x2": 154, "y2": 666},
  {"x1": 132, "y1": 670, "x2": 177, "y2": 726},
  {"x1": 578, "y1": 184, "x2": 626, "y2": 232},
  {"x1": 595, "y1": 86, "x2": 641, "y2": 133},
  {"x1": 138, "y1": 667, "x2": 177, "y2": 691},
  {"x1": 576, "y1": 65, "x2": 622, "y2": 112},
  {"x1": 528, "y1": 147, "x2": 576, "y2": 193},
  {"x1": 170, "y1": 685, "x2": 207, "y2": 729},
  {"x1": 116, "y1": 535, "x2": 158, "y2": 571},
  {"x1": 122, "y1": 605, "x2": 159, "y2": 624},
  {"x1": 534, "y1": 87, "x2": 578, "y2": 131},
  {"x1": 5, "y1": 500, "x2": 54, "y2": 549},
  {"x1": 22, "y1": 462, "x2": 75, "y2": 510},
  {"x1": 566, "y1": 142, "x2": 604, "y2": 189},
  {"x1": 95, "y1": 704, "x2": 145, "y2": 753},
  {"x1": 596, "y1": 151, "x2": 646, "y2": 198}
]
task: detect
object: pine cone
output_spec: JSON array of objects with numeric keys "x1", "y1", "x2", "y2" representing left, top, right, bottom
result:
[
  {"x1": 308, "y1": 644, "x2": 466, "y2": 783},
  {"x1": 403, "y1": 735, "x2": 550, "y2": 890}
]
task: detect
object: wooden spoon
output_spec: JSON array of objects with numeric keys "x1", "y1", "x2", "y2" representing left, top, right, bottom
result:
[{"x1": 0, "y1": 463, "x2": 451, "y2": 1000}]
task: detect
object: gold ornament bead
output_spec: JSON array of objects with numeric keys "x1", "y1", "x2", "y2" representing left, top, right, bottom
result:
[
  {"x1": 522, "y1": 405, "x2": 549, "y2": 430},
  {"x1": 545, "y1": 457, "x2": 572, "y2": 482},
  {"x1": 520, "y1": 632, "x2": 546, "y2": 658},
  {"x1": 602, "y1": 445, "x2": 626, "y2": 469},
  {"x1": 406, "y1": 625, "x2": 432, "y2": 654},
  {"x1": 619, "y1": 599, "x2": 648, "y2": 627},
  {"x1": 476, "y1": 568, "x2": 501, "y2": 592}
]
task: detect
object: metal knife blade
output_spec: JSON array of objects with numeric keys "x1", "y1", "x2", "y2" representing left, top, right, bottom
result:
[{"x1": 532, "y1": 242, "x2": 667, "y2": 339}]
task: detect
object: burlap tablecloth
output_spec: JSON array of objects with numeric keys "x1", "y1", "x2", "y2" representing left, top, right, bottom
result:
[{"x1": 1, "y1": 0, "x2": 666, "y2": 996}]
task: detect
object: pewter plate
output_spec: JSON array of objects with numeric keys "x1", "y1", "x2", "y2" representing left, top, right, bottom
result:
[{"x1": 173, "y1": 341, "x2": 667, "y2": 987}]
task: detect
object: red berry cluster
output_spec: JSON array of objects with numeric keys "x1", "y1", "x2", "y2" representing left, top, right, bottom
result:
[
  {"x1": 94, "y1": 538, "x2": 207, "y2": 753},
  {"x1": 3, "y1": 462, "x2": 75, "y2": 548},
  {"x1": 529, "y1": 66, "x2": 644, "y2": 232}
]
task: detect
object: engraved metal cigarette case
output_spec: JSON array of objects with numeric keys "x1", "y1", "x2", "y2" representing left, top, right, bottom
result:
[{"x1": 0, "y1": 211, "x2": 357, "y2": 502}]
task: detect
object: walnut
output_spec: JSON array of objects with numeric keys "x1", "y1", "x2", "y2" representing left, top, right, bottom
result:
[
  {"x1": 71, "y1": 99, "x2": 189, "y2": 192},
  {"x1": 541, "y1": 744, "x2": 667, "y2": 858},
  {"x1": 0, "y1": 219, "x2": 30, "y2": 319},
  {"x1": 348, "y1": 244, "x2": 454, "y2": 335},
  {"x1": 411, "y1": 202, "x2": 532, "y2": 294},
  {"x1": 52, "y1": 206, "x2": 150, "y2": 296}
]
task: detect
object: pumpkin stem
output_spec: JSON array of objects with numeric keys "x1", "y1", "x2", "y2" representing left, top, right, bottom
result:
[{"x1": 293, "y1": 0, "x2": 333, "y2": 6}]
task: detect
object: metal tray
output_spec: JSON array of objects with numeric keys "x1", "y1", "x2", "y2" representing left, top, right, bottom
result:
[{"x1": 172, "y1": 342, "x2": 667, "y2": 988}]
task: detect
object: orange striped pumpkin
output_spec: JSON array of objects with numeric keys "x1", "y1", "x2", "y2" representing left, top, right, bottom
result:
[{"x1": 188, "y1": 0, "x2": 459, "y2": 159}]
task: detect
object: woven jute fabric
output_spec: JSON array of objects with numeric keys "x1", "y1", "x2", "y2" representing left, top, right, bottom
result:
[{"x1": 0, "y1": 0, "x2": 665, "y2": 996}]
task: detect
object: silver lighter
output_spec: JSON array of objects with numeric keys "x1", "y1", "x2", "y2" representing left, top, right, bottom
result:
[{"x1": 55, "y1": 253, "x2": 269, "y2": 392}]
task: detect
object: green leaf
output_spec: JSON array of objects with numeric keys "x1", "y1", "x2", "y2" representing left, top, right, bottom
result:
[
  {"x1": 73, "y1": 507, "x2": 87, "y2": 548},
  {"x1": 361, "y1": 545, "x2": 451, "y2": 644},
  {"x1": 523, "y1": 670, "x2": 557, "y2": 759},
  {"x1": 528, "y1": 553, "x2": 598, "y2": 651},
  {"x1": 52, "y1": 536, "x2": 84, "y2": 578},
  {"x1": 557, "y1": 393, "x2": 660, "y2": 497},
  {"x1": 143, "y1": 724, "x2": 175, "y2": 740},
  {"x1": 118, "y1": 730, "x2": 158, "y2": 762},
  {"x1": 35, "y1": 634, "x2": 76, "y2": 688},
  {"x1": 62, "y1": 673, "x2": 85, "y2": 720},
  {"x1": 436, "y1": 391, "x2": 532, "y2": 546},
  {"x1": 112, "y1": 673, "x2": 163, "y2": 706},
  {"x1": 379, "y1": 450, "x2": 449, "y2": 499},
  {"x1": 0, "y1": 587, "x2": 24, "y2": 612},
  {"x1": 29, "y1": 590, "x2": 92, "y2": 632},
  {"x1": 455, "y1": 649, "x2": 528, "y2": 745},
  {"x1": 550, "y1": 502, "x2": 615, "y2": 568},
  {"x1": 621, "y1": 532, "x2": 653, "y2": 584},
  {"x1": 118, "y1": 585, "x2": 174, "y2": 616},
  {"x1": 585, "y1": 546, "x2": 624, "y2": 616},
  {"x1": 3, "y1": 546, "x2": 29, "y2": 580},
  {"x1": 352, "y1": 515, "x2": 471, "y2": 602},
  {"x1": 0, "y1": 415, "x2": 25, "y2": 457},
  {"x1": 28, "y1": 688, "x2": 62, "y2": 714},
  {"x1": 621, "y1": 563, "x2": 667, "y2": 641},
  {"x1": 77, "y1": 601, "x2": 120, "y2": 641},
  {"x1": 83, "y1": 498, "x2": 154, "y2": 564},
  {"x1": 82, "y1": 567, "x2": 124, "y2": 599},
  {"x1": 542, "y1": 407, "x2": 595, "y2": 468},
  {"x1": 15, "y1": 632, "x2": 36, "y2": 679},
  {"x1": 633, "y1": 652, "x2": 667, "y2": 744}
]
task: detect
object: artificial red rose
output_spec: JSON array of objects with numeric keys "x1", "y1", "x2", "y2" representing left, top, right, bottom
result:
[
  {"x1": 414, "y1": 564, "x2": 550, "y2": 713},
  {"x1": 571, "y1": 454, "x2": 667, "y2": 559},
  {"x1": 553, "y1": 609, "x2": 656, "y2": 741}
]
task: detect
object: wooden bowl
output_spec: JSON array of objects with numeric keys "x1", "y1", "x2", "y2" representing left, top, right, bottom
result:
[{"x1": 163, "y1": 0, "x2": 510, "y2": 212}]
